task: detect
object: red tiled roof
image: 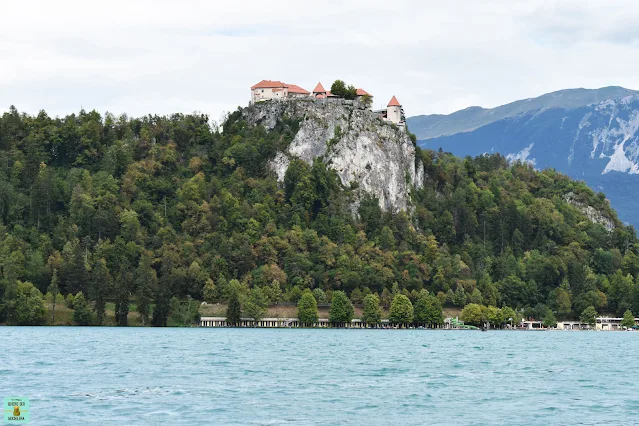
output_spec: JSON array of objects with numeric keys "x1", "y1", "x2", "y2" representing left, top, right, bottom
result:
[
  {"x1": 387, "y1": 95, "x2": 401, "y2": 107},
  {"x1": 313, "y1": 82, "x2": 326, "y2": 93},
  {"x1": 286, "y1": 84, "x2": 310, "y2": 95},
  {"x1": 356, "y1": 88, "x2": 371, "y2": 96},
  {"x1": 251, "y1": 80, "x2": 286, "y2": 90}
]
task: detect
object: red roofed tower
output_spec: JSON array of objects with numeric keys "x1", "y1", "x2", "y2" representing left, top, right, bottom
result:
[
  {"x1": 387, "y1": 96, "x2": 401, "y2": 107},
  {"x1": 313, "y1": 82, "x2": 327, "y2": 99},
  {"x1": 386, "y1": 96, "x2": 405, "y2": 129}
]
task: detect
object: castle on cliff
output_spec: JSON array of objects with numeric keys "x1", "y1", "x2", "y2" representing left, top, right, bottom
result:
[{"x1": 250, "y1": 80, "x2": 405, "y2": 129}]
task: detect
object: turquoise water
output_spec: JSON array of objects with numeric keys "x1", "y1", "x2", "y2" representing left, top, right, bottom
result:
[{"x1": 1, "y1": 328, "x2": 638, "y2": 425}]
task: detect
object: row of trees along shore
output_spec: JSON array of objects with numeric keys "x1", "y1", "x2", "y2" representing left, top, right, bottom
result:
[
  {"x1": 1, "y1": 106, "x2": 639, "y2": 326},
  {"x1": 224, "y1": 288, "x2": 445, "y2": 327}
]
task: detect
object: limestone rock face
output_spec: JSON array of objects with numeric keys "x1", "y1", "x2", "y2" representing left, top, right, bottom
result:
[
  {"x1": 243, "y1": 98, "x2": 423, "y2": 212},
  {"x1": 564, "y1": 192, "x2": 615, "y2": 231}
]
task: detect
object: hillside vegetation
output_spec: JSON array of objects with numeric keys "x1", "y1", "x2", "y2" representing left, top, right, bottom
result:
[{"x1": 0, "y1": 105, "x2": 638, "y2": 326}]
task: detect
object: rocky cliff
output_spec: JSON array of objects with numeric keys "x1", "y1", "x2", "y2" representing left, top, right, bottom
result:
[{"x1": 242, "y1": 98, "x2": 423, "y2": 212}]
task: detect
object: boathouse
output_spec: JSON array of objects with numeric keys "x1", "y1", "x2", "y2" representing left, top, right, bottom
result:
[{"x1": 199, "y1": 316, "x2": 418, "y2": 328}]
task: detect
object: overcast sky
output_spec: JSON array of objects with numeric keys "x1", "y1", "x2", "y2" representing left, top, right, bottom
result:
[{"x1": 2, "y1": 0, "x2": 639, "y2": 123}]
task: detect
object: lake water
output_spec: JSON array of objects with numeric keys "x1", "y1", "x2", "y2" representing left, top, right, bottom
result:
[{"x1": 1, "y1": 328, "x2": 638, "y2": 425}]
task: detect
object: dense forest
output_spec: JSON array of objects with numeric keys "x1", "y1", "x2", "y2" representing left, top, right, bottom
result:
[{"x1": 0, "y1": 104, "x2": 638, "y2": 326}]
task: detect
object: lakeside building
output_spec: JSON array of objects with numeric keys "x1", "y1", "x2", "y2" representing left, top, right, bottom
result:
[
  {"x1": 199, "y1": 316, "x2": 443, "y2": 329},
  {"x1": 200, "y1": 315, "x2": 639, "y2": 330},
  {"x1": 521, "y1": 320, "x2": 544, "y2": 330},
  {"x1": 557, "y1": 317, "x2": 639, "y2": 331},
  {"x1": 250, "y1": 79, "x2": 404, "y2": 128}
]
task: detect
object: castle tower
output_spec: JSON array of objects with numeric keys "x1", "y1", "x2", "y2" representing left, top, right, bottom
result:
[
  {"x1": 313, "y1": 82, "x2": 327, "y2": 99},
  {"x1": 387, "y1": 96, "x2": 402, "y2": 124}
]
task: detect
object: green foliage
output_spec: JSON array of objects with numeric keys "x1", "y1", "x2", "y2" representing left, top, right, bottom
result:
[
  {"x1": 203, "y1": 279, "x2": 216, "y2": 304},
  {"x1": 0, "y1": 107, "x2": 636, "y2": 329},
  {"x1": 361, "y1": 293, "x2": 382, "y2": 324},
  {"x1": 460, "y1": 303, "x2": 484, "y2": 326},
  {"x1": 297, "y1": 290, "x2": 319, "y2": 325},
  {"x1": 72, "y1": 291, "x2": 92, "y2": 325},
  {"x1": 547, "y1": 280, "x2": 571, "y2": 319},
  {"x1": 47, "y1": 268, "x2": 60, "y2": 324},
  {"x1": 501, "y1": 306, "x2": 518, "y2": 325},
  {"x1": 284, "y1": 285, "x2": 304, "y2": 303},
  {"x1": 329, "y1": 80, "x2": 357, "y2": 100},
  {"x1": 11, "y1": 281, "x2": 46, "y2": 325},
  {"x1": 65, "y1": 293, "x2": 76, "y2": 309},
  {"x1": 90, "y1": 258, "x2": 110, "y2": 325},
  {"x1": 580, "y1": 305, "x2": 597, "y2": 326},
  {"x1": 152, "y1": 283, "x2": 171, "y2": 327},
  {"x1": 169, "y1": 296, "x2": 200, "y2": 326},
  {"x1": 135, "y1": 252, "x2": 156, "y2": 326},
  {"x1": 413, "y1": 292, "x2": 444, "y2": 326},
  {"x1": 326, "y1": 126, "x2": 342, "y2": 149},
  {"x1": 360, "y1": 94, "x2": 373, "y2": 108},
  {"x1": 542, "y1": 311, "x2": 557, "y2": 328},
  {"x1": 452, "y1": 286, "x2": 467, "y2": 307},
  {"x1": 389, "y1": 294, "x2": 414, "y2": 325},
  {"x1": 226, "y1": 289, "x2": 242, "y2": 325},
  {"x1": 312, "y1": 288, "x2": 327, "y2": 304},
  {"x1": 621, "y1": 309, "x2": 635, "y2": 328},
  {"x1": 484, "y1": 305, "x2": 504, "y2": 326},
  {"x1": 329, "y1": 290, "x2": 354, "y2": 324},
  {"x1": 407, "y1": 131, "x2": 417, "y2": 145},
  {"x1": 264, "y1": 280, "x2": 282, "y2": 305},
  {"x1": 114, "y1": 280, "x2": 130, "y2": 327},
  {"x1": 244, "y1": 287, "x2": 268, "y2": 322}
]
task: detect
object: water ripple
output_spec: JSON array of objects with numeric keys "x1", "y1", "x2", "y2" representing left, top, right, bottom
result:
[{"x1": 1, "y1": 328, "x2": 638, "y2": 425}]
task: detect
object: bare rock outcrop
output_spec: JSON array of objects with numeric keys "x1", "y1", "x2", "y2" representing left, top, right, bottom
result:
[{"x1": 243, "y1": 98, "x2": 422, "y2": 212}]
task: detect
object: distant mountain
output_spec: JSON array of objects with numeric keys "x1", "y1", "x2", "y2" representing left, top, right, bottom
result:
[
  {"x1": 409, "y1": 86, "x2": 638, "y2": 140},
  {"x1": 409, "y1": 87, "x2": 639, "y2": 229}
]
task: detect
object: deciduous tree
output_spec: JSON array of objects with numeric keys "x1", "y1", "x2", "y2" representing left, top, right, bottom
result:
[
  {"x1": 389, "y1": 294, "x2": 414, "y2": 325},
  {"x1": 11, "y1": 281, "x2": 46, "y2": 325}
]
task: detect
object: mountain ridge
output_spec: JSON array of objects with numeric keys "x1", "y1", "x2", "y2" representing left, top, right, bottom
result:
[{"x1": 409, "y1": 86, "x2": 639, "y2": 140}]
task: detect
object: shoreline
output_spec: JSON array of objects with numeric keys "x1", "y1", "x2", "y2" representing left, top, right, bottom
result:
[{"x1": 1, "y1": 324, "x2": 631, "y2": 332}]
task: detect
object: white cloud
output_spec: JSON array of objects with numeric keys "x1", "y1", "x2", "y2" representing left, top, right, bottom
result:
[{"x1": 2, "y1": 0, "x2": 639, "y2": 122}]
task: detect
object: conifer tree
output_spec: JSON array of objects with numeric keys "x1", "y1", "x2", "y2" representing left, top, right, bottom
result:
[
  {"x1": 226, "y1": 290, "x2": 242, "y2": 325},
  {"x1": 73, "y1": 291, "x2": 92, "y2": 326},
  {"x1": 90, "y1": 258, "x2": 110, "y2": 325},
  {"x1": 152, "y1": 283, "x2": 171, "y2": 327},
  {"x1": 621, "y1": 309, "x2": 635, "y2": 328},
  {"x1": 135, "y1": 252, "x2": 157, "y2": 326},
  {"x1": 47, "y1": 268, "x2": 60, "y2": 324},
  {"x1": 361, "y1": 293, "x2": 382, "y2": 325},
  {"x1": 329, "y1": 291, "x2": 354, "y2": 324},
  {"x1": 114, "y1": 272, "x2": 131, "y2": 326},
  {"x1": 298, "y1": 290, "x2": 319, "y2": 326}
]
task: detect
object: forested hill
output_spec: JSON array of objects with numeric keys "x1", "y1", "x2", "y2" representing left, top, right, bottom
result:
[{"x1": 0, "y1": 105, "x2": 638, "y2": 327}]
